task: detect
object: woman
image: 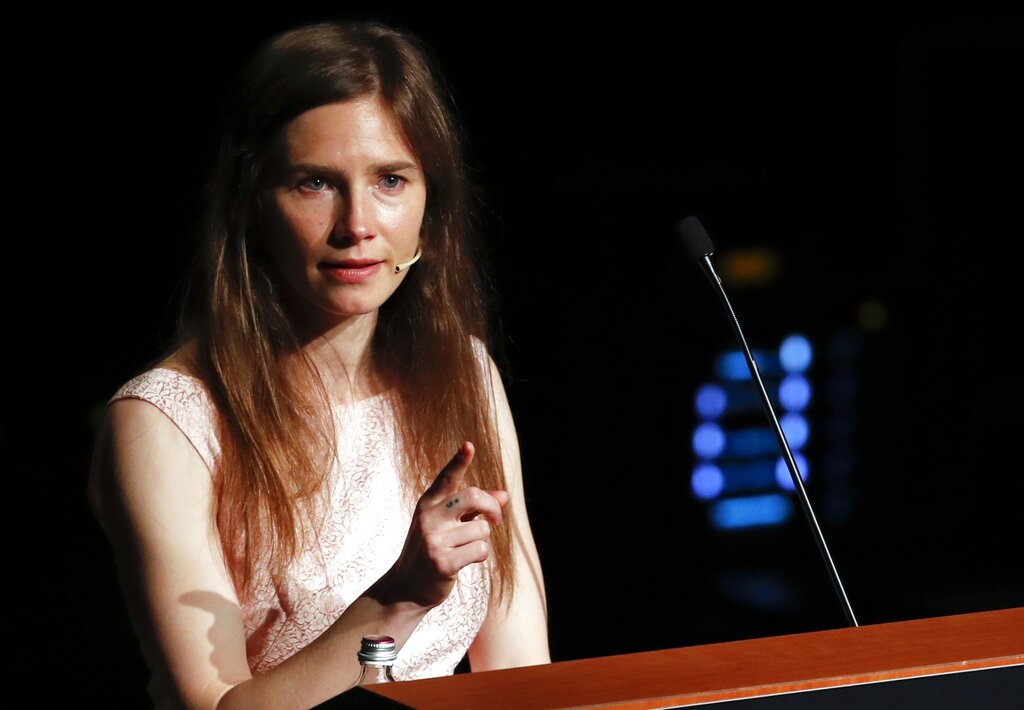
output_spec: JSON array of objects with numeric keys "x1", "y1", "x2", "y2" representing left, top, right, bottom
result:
[{"x1": 88, "y1": 20, "x2": 550, "y2": 709}]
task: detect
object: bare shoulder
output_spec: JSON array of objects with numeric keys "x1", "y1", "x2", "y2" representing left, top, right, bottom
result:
[
  {"x1": 89, "y1": 397, "x2": 215, "y2": 539},
  {"x1": 90, "y1": 337, "x2": 219, "y2": 530}
]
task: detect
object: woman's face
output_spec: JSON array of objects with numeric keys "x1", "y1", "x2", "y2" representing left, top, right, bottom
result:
[{"x1": 262, "y1": 97, "x2": 427, "y2": 330}]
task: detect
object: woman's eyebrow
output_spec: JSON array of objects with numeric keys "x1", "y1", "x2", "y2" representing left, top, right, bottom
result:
[
  {"x1": 289, "y1": 160, "x2": 419, "y2": 176},
  {"x1": 371, "y1": 160, "x2": 419, "y2": 174}
]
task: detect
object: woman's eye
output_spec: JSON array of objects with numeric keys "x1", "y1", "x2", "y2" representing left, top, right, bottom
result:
[
  {"x1": 300, "y1": 177, "x2": 328, "y2": 191},
  {"x1": 380, "y1": 175, "x2": 405, "y2": 191}
]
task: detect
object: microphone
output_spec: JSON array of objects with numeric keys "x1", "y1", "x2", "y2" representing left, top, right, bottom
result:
[
  {"x1": 395, "y1": 244, "x2": 423, "y2": 273},
  {"x1": 678, "y1": 215, "x2": 858, "y2": 628}
]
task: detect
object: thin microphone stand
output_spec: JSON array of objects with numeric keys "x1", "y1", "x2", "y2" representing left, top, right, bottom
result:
[{"x1": 684, "y1": 216, "x2": 858, "y2": 628}]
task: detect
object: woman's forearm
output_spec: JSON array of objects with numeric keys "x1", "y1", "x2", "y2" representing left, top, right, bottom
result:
[{"x1": 215, "y1": 593, "x2": 429, "y2": 710}]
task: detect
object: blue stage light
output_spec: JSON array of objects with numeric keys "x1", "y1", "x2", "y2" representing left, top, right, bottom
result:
[
  {"x1": 725, "y1": 427, "x2": 779, "y2": 458},
  {"x1": 780, "y1": 413, "x2": 809, "y2": 449},
  {"x1": 780, "y1": 335, "x2": 813, "y2": 373},
  {"x1": 716, "y1": 349, "x2": 783, "y2": 381},
  {"x1": 693, "y1": 422, "x2": 726, "y2": 458},
  {"x1": 715, "y1": 351, "x2": 752, "y2": 381},
  {"x1": 775, "y1": 452, "x2": 809, "y2": 491},
  {"x1": 711, "y1": 494, "x2": 793, "y2": 529},
  {"x1": 778, "y1": 374, "x2": 811, "y2": 411},
  {"x1": 719, "y1": 460, "x2": 776, "y2": 493},
  {"x1": 722, "y1": 383, "x2": 761, "y2": 412},
  {"x1": 696, "y1": 383, "x2": 728, "y2": 419},
  {"x1": 691, "y1": 463, "x2": 725, "y2": 500}
]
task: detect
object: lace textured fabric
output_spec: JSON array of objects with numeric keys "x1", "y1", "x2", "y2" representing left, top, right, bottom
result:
[{"x1": 111, "y1": 367, "x2": 490, "y2": 682}]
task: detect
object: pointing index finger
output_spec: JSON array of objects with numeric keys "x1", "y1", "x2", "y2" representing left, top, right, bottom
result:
[{"x1": 424, "y1": 441, "x2": 475, "y2": 501}]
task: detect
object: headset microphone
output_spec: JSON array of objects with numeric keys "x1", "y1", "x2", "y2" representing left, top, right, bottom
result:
[{"x1": 394, "y1": 244, "x2": 423, "y2": 273}]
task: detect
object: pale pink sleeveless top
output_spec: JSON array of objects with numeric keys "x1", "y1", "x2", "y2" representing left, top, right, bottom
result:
[{"x1": 111, "y1": 368, "x2": 490, "y2": 681}]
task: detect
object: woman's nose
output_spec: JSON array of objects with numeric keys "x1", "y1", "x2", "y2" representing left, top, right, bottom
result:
[{"x1": 333, "y1": 190, "x2": 376, "y2": 243}]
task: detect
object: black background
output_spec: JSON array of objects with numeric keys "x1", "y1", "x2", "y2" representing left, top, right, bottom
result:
[{"x1": 17, "y1": 3, "x2": 1023, "y2": 703}]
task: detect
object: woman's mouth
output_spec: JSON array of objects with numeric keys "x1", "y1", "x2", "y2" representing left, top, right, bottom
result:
[{"x1": 321, "y1": 260, "x2": 384, "y2": 283}]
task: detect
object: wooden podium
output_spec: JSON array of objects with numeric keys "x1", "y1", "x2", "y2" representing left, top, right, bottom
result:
[{"x1": 348, "y1": 607, "x2": 1022, "y2": 709}]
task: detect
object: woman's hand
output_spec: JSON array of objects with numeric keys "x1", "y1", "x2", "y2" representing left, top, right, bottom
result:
[{"x1": 369, "y1": 441, "x2": 509, "y2": 609}]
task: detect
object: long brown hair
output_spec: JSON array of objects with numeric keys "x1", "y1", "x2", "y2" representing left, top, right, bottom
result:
[{"x1": 180, "y1": 21, "x2": 513, "y2": 604}]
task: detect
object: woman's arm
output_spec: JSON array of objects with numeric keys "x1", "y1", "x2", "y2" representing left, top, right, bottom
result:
[
  {"x1": 90, "y1": 399, "x2": 503, "y2": 709},
  {"x1": 467, "y1": 358, "x2": 552, "y2": 670}
]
